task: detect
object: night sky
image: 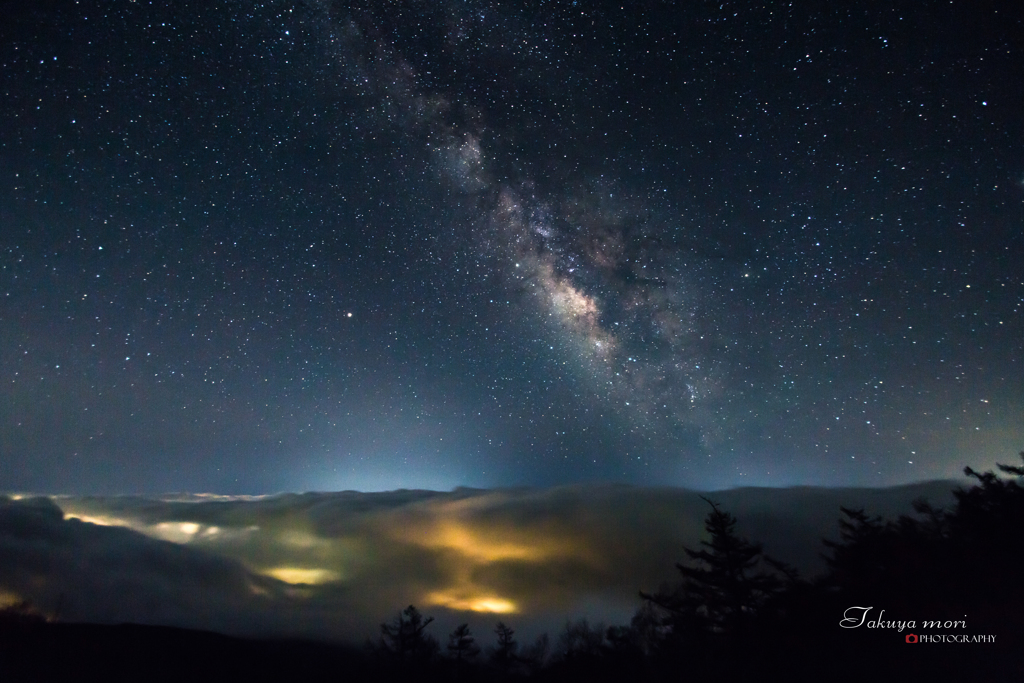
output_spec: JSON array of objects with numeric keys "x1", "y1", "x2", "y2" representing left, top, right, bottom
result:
[{"x1": 2, "y1": 0, "x2": 1021, "y2": 495}]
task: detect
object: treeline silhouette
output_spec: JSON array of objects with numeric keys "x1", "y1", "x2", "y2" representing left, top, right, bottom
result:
[
  {"x1": 2, "y1": 456, "x2": 1021, "y2": 681},
  {"x1": 358, "y1": 455, "x2": 1020, "y2": 682}
]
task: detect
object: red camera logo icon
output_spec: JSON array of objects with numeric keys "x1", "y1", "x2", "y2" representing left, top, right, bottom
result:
[{"x1": 905, "y1": 634, "x2": 918, "y2": 644}]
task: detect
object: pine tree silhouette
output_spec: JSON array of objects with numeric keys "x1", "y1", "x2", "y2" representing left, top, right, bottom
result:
[
  {"x1": 558, "y1": 618, "x2": 606, "y2": 660},
  {"x1": 446, "y1": 623, "x2": 480, "y2": 681},
  {"x1": 489, "y1": 621, "x2": 519, "y2": 671},
  {"x1": 377, "y1": 605, "x2": 439, "y2": 663},
  {"x1": 641, "y1": 497, "x2": 781, "y2": 637},
  {"x1": 823, "y1": 451, "x2": 1024, "y2": 629},
  {"x1": 447, "y1": 623, "x2": 480, "y2": 663}
]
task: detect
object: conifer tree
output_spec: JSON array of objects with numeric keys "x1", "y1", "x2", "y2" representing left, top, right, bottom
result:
[
  {"x1": 489, "y1": 621, "x2": 519, "y2": 669},
  {"x1": 642, "y1": 497, "x2": 781, "y2": 636},
  {"x1": 447, "y1": 623, "x2": 480, "y2": 662},
  {"x1": 378, "y1": 605, "x2": 439, "y2": 662}
]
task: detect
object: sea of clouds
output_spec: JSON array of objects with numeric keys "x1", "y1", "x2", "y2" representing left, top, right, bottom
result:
[{"x1": 0, "y1": 482, "x2": 957, "y2": 644}]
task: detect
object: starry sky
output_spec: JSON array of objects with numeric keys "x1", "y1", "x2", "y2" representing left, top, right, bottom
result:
[{"x1": 1, "y1": 0, "x2": 1021, "y2": 495}]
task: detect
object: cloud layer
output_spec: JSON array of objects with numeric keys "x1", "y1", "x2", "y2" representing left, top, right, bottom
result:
[{"x1": 1, "y1": 482, "x2": 956, "y2": 643}]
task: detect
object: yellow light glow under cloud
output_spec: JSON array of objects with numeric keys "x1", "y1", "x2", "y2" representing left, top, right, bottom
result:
[
  {"x1": 0, "y1": 588, "x2": 24, "y2": 610},
  {"x1": 64, "y1": 513, "x2": 128, "y2": 527},
  {"x1": 62, "y1": 513, "x2": 224, "y2": 544},
  {"x1": 383, "y1": 498, "x2": 598, "y2": 617},
  {"x1": 49, "y1": 492, "x2": 603, "y2": 623},
  {"x1": 149, "y1": 521, "x2": 207, "y2": 543},
  {"x1": 425, "y1": 590, "x2": 517, "y2": 614},
  {"x1": 426, "y1": 522, "x2": 550, "y2": 563},
  {"x1": 391, "y1": 497, "x2": 589, "y2": 566},
  {"x1": 262, "y1": 567, "x2": 342, "y2": 585}
]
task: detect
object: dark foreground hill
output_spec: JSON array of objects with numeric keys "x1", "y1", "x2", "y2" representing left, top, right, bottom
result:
[
  {"x1": 0, "y1": 607, "x2": 1018, "y2": 683},
  {"x1": 0, "y1": 615, "x2": 371, "y2": 683}
]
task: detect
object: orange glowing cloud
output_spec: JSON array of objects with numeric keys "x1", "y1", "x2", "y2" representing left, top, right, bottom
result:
[{"x1": 424, "y1": 590, "x2": 517, "y2": 614}]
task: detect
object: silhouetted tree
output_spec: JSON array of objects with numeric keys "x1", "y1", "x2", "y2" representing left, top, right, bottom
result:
[
  {"x1": 822, "y1": 451, "x2": 1024, "y2": 630},
  {"x1": 377, "y1": 605, "x2": 439, "y2": 663},
  {"x1": 623, "y1": 455, "x2": 1024, "y2": 682},
  {"x1": 518, "y1": 632, "x2": 550, "y2": 674},
  {"x1": 641, "y1": 496, "x2": 782, "y2": 639},
  {"x1": 447, "y1": 622, "x2": 480, "y2": 680},
  {"x1": 623, "y1": 600, "x2": 664, "y2": 658},
  {"x1": 954, "y1": 452, "x2": 1024, "y2": 545},
  {"x1": 557, "y1": 618, "x2": 606, "y2": 661},
  {"x1": 447, "y1": 623, "x2": 480, "y2": 662},
  {"x1": 489, "y1": 621, "x2": 519, "y2": 672}
]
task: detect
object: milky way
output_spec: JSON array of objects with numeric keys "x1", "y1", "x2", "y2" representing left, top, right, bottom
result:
[
  {"x1": 310, "y1": 1, "x2": 777, "y2": 465},
  {"x1": 0, "y1": 0, "x2": 1021, "y2": 493}
]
